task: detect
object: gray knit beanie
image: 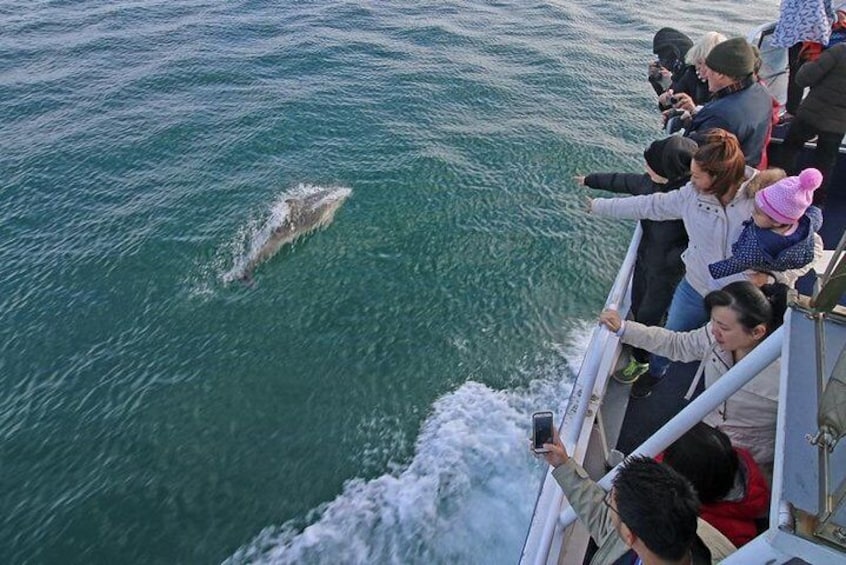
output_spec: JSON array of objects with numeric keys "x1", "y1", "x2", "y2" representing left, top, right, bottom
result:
[{"x1": 705, "y1": 37, "x2": 755, "y2": 78}]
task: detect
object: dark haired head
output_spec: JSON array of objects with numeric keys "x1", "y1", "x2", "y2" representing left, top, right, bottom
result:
[
  {"x1": 704, "y1": 280, "x2": 788, "y2": 336},
  {"x1": 693, "y1": 129, "x2": 746, "y2": 200},
  {"x1": 664, "y1": 423, "x2": 738, "y2": 504},
  {"x1": 613, "y1": 456, "x2": 700, "y2": 561}
]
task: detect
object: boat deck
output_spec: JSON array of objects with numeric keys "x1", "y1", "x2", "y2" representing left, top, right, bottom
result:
[{"x1": 614, "y1": 361, "x2": 699, "y2": 455}]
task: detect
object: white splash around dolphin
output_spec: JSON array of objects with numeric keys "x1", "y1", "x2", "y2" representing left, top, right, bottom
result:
[{"x1": 222, "y1": 184, "x2": 352, "y2": 284}]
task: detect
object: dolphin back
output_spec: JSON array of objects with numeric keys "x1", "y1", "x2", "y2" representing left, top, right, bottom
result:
[{"x1": 225, "y1": 186, "x2": 351, "y2": 284}]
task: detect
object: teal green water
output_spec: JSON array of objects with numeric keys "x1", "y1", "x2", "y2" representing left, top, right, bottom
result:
[{"x1": 1, "y1": 1, "x2": 777, "y2": 563}]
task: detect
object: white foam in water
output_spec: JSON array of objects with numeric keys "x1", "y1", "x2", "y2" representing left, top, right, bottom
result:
[
  {"x1": 226, "y1": 323, "x2": 594, "y2": 565},
  {"x1": 220, "y1": 184, "x2": 347, "y2": 284}
]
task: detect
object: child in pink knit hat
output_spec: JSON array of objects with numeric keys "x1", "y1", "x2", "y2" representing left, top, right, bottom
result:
[{"x1": 709, "y1": 168, "x2": 824, "y2": 279}]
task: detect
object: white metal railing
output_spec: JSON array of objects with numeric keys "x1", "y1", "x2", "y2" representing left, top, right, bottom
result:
[
  {"x1": 556, "y1": 325, "x2": 784, "y2": 527},
  {"x1": 525, "y1": 223, "x2": 642, "y2": 565}
]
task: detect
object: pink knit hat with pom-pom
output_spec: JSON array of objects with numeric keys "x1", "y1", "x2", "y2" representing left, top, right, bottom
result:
[{"x1": 755, "y1": 168, "x2": 822, "y2": 224}]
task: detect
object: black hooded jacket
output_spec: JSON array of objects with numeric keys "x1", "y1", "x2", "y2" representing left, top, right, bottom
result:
[
  {"x1": 583, "y1": 173, "x2": 689, "y2": 271},
  {"x1": 652, "y1": 27, "x2": 694, "y2": 66},
  {"x1": 650, "y1": 28, "x2": 694, "y2": 95}
]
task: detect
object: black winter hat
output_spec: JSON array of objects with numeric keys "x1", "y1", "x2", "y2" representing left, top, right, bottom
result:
[
  {"x1": 643, "y1": 136, "x2": 698, "y2": 181},
  {"x1": 652, "y1": 28, "x2": 694, "y2": 64},
  {"x1": 705, "y1": 37, "x2": 756, "y2": 78}
]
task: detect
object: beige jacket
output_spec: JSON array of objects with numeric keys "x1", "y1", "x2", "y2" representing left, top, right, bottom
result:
[
  {"x1": 590, "y1": 167, "x2": 821, "y2": 297},
  {"x1": 551, "y1": 459, "x2": 736, "y2": 564},
  {"x1": 622, "y1": 321, "x2": 780, "y2": 467}
]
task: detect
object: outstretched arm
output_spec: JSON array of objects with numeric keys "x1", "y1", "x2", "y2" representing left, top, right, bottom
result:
[
  {"x1": 583, "y1": 173, "x2": 656, "y2": 196},
  {"x1": 590, "y1": 183, "x2": 690, "y2": 221},
  {"x1": 618, "y1": 321, "x2": 713, "y2": 363}
]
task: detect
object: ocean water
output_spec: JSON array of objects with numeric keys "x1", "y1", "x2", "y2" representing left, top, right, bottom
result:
[{"x1": 1, "y1": 1, "x2": 778, "y2": 563}]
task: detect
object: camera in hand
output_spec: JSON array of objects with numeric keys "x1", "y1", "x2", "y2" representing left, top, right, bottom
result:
[{"x1": 532, "y1": 411, "x2": 554, "y2": 453}]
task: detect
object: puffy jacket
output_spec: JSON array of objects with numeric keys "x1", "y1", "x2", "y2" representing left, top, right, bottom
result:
[
  {"x1": 619, "y1": 321, "x2": 780, "y2": 468},
  {"x1": 708, "y1": 206, "x2": 824, "y2": 279},
  {"x1": 687, "y1": 82, "x2": 775, "y2": 167},
  {"x1": 590, "y1": 170, "x2": 822, "y2": 297},
  {"x1": 700, "y1": 448, "x2": 770, "y2": 547},
  {"x1": 796, "y1": 42, "x2": 846, "y2": 134}
]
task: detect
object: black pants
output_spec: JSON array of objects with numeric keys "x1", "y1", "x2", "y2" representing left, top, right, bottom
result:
[
  {"x1": 630, "y1": 252, "x2": 685, "y2": 364},
  {"x1": 785, "y1": 43, "x2": 806, "y2": 116},
  {"x1": 780, "y1": 115, "x2": 845, "y2": 204}
]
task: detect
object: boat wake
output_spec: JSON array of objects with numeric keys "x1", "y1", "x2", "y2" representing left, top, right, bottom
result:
[{"x1": 225, "y1": 324, "x2": 593, "y2": 565}]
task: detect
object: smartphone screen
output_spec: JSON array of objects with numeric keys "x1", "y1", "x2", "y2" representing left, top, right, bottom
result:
[{"x1": 532, "y1": 411, "x2": 554, "y2": 452}]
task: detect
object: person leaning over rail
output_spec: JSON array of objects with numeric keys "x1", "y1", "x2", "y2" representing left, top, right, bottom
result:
[
  {"x1": 587, "y1": 129, "x2": 821, "y2": 397},
  {"x1": 577, "y1": 136, "x2": 697, "y2": 388},
  {"x1": 537, "y1": 428, "x2": 736, "y2": 565},
  {"x1": 648, "y1": 28, "x2": 695, "y2": 97},
  {"x1": 598, "y1": 281, "x2": 789, "y2": 481}
]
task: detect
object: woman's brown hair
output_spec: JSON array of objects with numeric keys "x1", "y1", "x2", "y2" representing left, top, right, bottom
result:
[{"x1": 693, "y1": 129, "x2": 747, "y2": 201}]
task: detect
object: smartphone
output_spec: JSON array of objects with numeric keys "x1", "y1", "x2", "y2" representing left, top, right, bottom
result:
[{"x1": 532, "y1": 411, "x2": 554, "y2": 453}]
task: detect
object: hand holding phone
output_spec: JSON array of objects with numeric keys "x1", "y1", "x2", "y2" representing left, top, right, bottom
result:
[{"x1": 532, "y1": 411, "x2": 554, "y2": 453}]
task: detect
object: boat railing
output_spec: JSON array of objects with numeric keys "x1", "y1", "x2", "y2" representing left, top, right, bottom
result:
[
  {"x1": 556, "y1": 324, "x2": 784, "y2": 528},
  {"x1": 523, "y1": 222, "x2": 642, "y2": 565},
  {"x1": 747, "y1": 22, "x2": 788, "y2": 108},
  {"x1": 524, "y1": 225, "x2": 840, "y2": 563}
]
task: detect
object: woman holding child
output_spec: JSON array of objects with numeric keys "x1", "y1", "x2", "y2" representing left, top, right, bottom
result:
[
  {"x1": 590, "y1": 130, "x2": 752, "y2": 331},
  {"x1": 587, "y1": 128, "x2": 821, "y2": 392}
]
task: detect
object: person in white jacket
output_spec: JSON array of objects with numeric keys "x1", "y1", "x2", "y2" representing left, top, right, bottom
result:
[
  {"x1": 588, "y1": 128, "x2": 819, "y2": 397},
  {"x1": 599, "y1": 281, "x2": 789, "y2": 478}
]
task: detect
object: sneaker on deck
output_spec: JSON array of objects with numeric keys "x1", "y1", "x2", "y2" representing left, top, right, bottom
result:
[
  {"x1": 630, "y1": 372, "x2": 662, "y2": 399},
  {"x1": 613, "y1": 359, "x2": 649, "y2": 385}
]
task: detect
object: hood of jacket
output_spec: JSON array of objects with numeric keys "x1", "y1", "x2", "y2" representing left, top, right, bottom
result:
[{"x1": 653, "y1": 27, "x2": 694, "y2": 65}]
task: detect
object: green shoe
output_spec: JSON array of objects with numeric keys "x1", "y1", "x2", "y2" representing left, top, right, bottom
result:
[{"x1": 613, "y1": 359, "x2": 649, "y2": 385}]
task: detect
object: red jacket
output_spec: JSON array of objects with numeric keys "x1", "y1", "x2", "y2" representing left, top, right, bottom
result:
[
  {"x1": 699, "y1": 448, "x2": 770, "y2": 547},
  {"x1": 658, "y1": 448, "x2": 769, "y2": 547}
]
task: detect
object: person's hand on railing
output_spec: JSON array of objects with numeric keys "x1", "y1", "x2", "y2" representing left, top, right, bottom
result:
[{"x1": 599, "y1": 309, "x2": 623, "y2": 333}]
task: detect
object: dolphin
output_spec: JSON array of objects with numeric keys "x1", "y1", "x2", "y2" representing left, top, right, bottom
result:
[{"x1": 229, "y1": 187, "x2": 351, "y2": 284}]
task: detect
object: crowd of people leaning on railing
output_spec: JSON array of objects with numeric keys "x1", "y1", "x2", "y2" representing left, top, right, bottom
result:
[{"x1": 534, "y1": 3, "x2": 846, "y2": 564}]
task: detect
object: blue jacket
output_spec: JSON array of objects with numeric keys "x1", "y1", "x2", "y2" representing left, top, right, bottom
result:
[
  {"x1": 687, "y1": 81, "x2": 773, "y2": 167},
  {"x1": 708, "y1": 206, "x2": 823, "y2": 279}
]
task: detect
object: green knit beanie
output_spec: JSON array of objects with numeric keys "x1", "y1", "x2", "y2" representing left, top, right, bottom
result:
[{"x1": 705, "y1": 37, "x2": 755, "y2": 78}]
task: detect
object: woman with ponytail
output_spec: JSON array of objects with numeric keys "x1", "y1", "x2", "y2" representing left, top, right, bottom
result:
[
  {"x1": 588, "y1": 129, "x2": 818, "y2": 397},
  {"x1": 599, "y1": 281, "x2": 789, "y2": 477}
]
